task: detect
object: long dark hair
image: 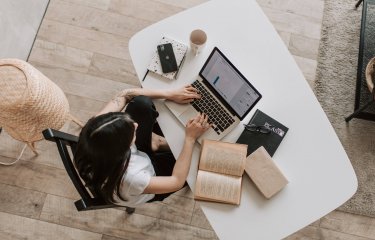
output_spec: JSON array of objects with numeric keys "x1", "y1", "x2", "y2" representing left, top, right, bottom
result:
[{"x1": 74, "y1": 112, "x2": 135, "y2": 203}]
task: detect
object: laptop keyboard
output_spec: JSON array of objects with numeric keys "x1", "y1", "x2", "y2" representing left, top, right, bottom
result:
[{"x1": 191, "y1": 80, "x2": 235, "y2": 134}]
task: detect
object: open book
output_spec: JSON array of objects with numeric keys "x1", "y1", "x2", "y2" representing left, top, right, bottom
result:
[{"x1": 194, "y1": 139, "x2": 247, "y2": 205}]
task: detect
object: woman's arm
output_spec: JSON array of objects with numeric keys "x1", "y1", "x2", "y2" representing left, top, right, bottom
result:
[
  {"x1": 143, "y1": 113, "x2": 210, "y2": 194},
  {"x1": 96, "y1": 86, "x2": 200, "y2": 116}
]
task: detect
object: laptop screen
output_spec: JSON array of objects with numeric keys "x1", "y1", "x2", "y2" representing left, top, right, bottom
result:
[{"x1": 200, "y1": 47, "x2": 261, "y2": 119}]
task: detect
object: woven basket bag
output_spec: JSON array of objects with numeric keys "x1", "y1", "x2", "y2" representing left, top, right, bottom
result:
[
  {"x1": 0, "y1": 59, "x2": 82, "y2": 161},
  {"x1": 366, "y1": 57, "x2": 375, "y2": 95}
]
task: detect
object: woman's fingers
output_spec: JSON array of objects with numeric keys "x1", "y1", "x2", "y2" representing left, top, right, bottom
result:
[
  {"x1": 170, "y1": 85, "x2": 200, "y2": 104},
  {"x1": 202, "y1": 114, "x2": 210, "y2": 127},
  {"x1": 198, "y1": 113, "x2": 207, "y2": 125},
  {"x1": 185, "y1": 86, "x2": 200, "y2": 98},
  {"x1": 189, "y1": 113, "x2": 210, "y2": 128},
  {"x1": 185, "y1": 85, "x2": 199, "y2": 93},
  {"x1": 183, "y1": 91, "x2": 200, "y2": 100},
  {"x1": 186, "y1": 118, "x2": 194, "y2": 126},
  {"x1": 194, "y1": 112, "x2": 202, "y2": 123},
  {"x1": 202, "y1": 113, "x2": 208, "y2": 119},
  {"x1": 181, "y1": 93, "x2": 197, "y2": 100}
]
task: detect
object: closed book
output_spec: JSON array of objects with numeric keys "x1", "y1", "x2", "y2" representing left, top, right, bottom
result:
[
  {"x1": 146, "y1": 36, "x2": 188, "y2": 80},
  {"x1": 236, "y1": 109, "x2": 288, "y2": 156},
  {"x1": 244, "y1": 146, "x2": 288, "y2": 199}
]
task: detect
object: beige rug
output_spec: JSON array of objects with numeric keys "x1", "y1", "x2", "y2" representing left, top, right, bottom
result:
[{"x1": 315, "y1": 0, "x2": 375, "y2": 217}]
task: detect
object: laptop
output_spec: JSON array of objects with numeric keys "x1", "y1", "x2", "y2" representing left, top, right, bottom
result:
[{"x1": 165, "y1": 47, "x2": 262, "y2": 143}]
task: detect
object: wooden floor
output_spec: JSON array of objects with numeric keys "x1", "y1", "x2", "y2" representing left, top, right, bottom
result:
[{"x1": 1, "y1": 0, "x2": 375, "y2": 239}]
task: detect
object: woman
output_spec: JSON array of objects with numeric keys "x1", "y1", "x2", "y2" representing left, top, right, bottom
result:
[{"x1": 74, "y1": 85, "x2": 210, "y2": 207}]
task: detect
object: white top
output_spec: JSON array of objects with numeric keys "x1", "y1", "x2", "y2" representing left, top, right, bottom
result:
[
  {"x1": 128, "y1": 0, "x2": 358, "y2": 239},
  {"x1": 114, "y1": 145, "x2": 155, "y2": 207}
]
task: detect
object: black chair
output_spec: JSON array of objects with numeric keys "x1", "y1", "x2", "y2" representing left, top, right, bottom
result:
[
  {"x1": 356, "y1": 0, "x2": 364, "y2": 9},
  {"x1": 42, "y1": 128, "x2": 135, "y2": 214}
]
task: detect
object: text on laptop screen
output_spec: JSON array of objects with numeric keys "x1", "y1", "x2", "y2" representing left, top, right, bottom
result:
[{"x1": 201, "y1": 50, "x2": 260, "y2": 118}]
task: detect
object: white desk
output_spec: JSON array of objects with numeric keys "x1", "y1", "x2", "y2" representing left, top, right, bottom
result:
[{"x1": 129, "y1": 0, "x2": 358, "y2": 239}]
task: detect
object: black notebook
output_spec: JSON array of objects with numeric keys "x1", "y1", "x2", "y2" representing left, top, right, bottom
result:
[{"x1": 236, "y1": 109, "x2": 288, "y2": 156}]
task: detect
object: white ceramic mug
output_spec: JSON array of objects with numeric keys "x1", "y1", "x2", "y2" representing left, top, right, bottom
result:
[{"x1": 190, "y1": 29, "x2": 207, "y2": 56}]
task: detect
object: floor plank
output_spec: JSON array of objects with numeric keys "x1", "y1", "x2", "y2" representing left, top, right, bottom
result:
[
  {"x1": 0, "y1": 183, "x2": 46, "y2": 219},
  {"x1": 0, "y1": 129, "x2": 69, "y2": 169},
  {"x1": 0, "y1": 130, "x2": 37, "y2": 161},
  {"x1": 293, "y1": 55, "x2": 318, "y2": 85},
  {"x1": 30, "y1": 39, "x2": 93, "y2": 73},
  {"x1": 320, "y1": 228, "x2": 374, "y2": 240},
  {"x1": 102, "y1": 235, "x2": 131, "y2": 240},
  {"x1": 289, "y1": 33, "x2": 321, "y2": 60},
  {"x1": 29, "y1": 62, "x2": 136, "y2": 102},
  {"x1": 320, "y1": 211, "x2": 375, "y2": 239},
  {"x1": 38, "y1": 19, "x2": 130, "y2": 59},
  {"x1": 153, "y1": 0, "x2": 207, "y2": 9},
  {"x1": 190, "y1": 202, "x2": 214, "y2": 231},
  {"x1": 66, "y1": 93, "x2": 107, "y2": 115},
  {"x1": 257, "y1": 0, "x2": 324, "y2": 21},
  {"x1": 108, "y1": 0, "x2": 183, "y2": 22},
  {"x1": 40, "y1": 194, "x2": 217, "y2": 240},
  {"x1": 159, "y1": 194, "x2": 195, "y2": 225},
  {"x1": 0, "y1": 211, "x2": 102, "y2": 240},
  {"x1": 0, "y1": 111, "x2": 71, "y2": 169},
  {"x1": 0, "y1": 159, "x2": 79, "y2": 199},
  {"x1": 60, "y1": 0, "x2": 111, "y2": 10},
  {"x1": 174, "y1": 185, "x2": 194, "y2": 199},
  {"x1": 88, "y1": 53, "x2": 140, "y2": 86},
  {"x1": 284, "y1": 225, "x2": 320, "y2": 240},
  {"x1": 45, "y1": 0, "x2": 150, "y2": 37},
  {"x1": 261, "y1": 6, "x2": 322, "y2": 40},
  {"x1": 277, "y1": 30, "x2": 292, "y2": 47},
  {"x1": 129, "y1": 194, "x2": 196, "y2": 225}
]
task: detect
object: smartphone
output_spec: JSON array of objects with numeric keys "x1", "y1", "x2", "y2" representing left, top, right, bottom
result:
[{"x1": 157, "y1": 43, "x2": 178, "y2": 73}]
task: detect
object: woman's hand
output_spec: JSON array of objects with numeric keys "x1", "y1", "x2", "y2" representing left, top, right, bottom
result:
[
  {"x1": 185, "y1": 113, "x2": 211, "y2": 141},
  {"x1": 96, "y1": 89, "x2": 137, "y2": 116},
  {"x1": 167, "y1": 85, "x2": 201, "y2": 104},
  {"x1": 144, "y1": 112, "x2": 211, "y2": 194},
  {"x1": 116, "y1": 89, "x2": 137, "y2": 104}
]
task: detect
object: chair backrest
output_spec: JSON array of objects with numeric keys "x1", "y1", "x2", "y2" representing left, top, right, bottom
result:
[{"x1": 43, "y1": 128, "x2": 115, "y2": 211}]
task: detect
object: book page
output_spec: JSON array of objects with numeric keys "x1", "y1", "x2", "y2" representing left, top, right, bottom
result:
[
  {"x1": 194, "y1": 170, "x2": 242, "y2": 205},
  {"x1": 199, "y1": 140, "x2": 247, "y2": 176}
]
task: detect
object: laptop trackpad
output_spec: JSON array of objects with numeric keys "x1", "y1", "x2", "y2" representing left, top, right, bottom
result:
[{"x1": 179, "y1": 108, "x2": 198, "y2": 125}]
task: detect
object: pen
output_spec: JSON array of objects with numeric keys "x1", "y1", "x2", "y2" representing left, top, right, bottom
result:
[{"x1": 142, "y1": 70, "x2": 149, "y2": 81}]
